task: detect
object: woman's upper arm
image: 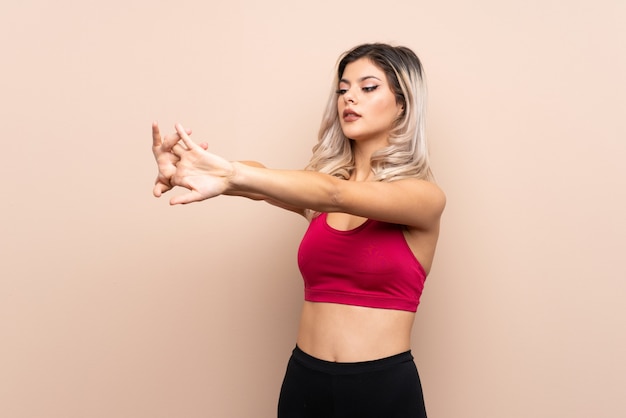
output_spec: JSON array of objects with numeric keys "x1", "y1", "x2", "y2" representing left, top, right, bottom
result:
[{"x1": 332, "y1": 178, "x2": 446, "y2": 230}]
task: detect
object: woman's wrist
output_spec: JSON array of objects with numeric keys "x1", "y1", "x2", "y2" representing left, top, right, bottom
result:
[{"x1": 228, "y1": 161, "x2": 246, "y2": 193}]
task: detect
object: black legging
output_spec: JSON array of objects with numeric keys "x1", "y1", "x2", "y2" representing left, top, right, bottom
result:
[{"x1": 278, "y1": 346, "x2": 427, "y2": 418}]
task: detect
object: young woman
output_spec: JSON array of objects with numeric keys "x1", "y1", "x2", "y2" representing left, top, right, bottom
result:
[{"x1": 152, "y1": 43, "x2": 445, "y2": 417}]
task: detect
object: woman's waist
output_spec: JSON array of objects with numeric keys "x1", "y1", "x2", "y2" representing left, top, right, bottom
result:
[
  {"x1": 289, "y1": 345, "x2": 414, "y2": 375},
  {"x1": 296, "y1": 301, "x2": 414, "y2": 362}
]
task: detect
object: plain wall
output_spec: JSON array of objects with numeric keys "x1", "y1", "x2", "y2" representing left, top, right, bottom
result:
[{"x1": 1, "y1": 0, "x2": 624, "y2": 417}]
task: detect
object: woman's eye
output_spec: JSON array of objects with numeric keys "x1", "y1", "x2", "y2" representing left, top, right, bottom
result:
[{"x1": 335, "y1": 85, "x2": 378, "y2": 95}]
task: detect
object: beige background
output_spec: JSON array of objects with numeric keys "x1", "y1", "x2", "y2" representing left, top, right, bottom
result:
[{"x1": 1, "y1": 0, "x2": 624, "y2": 417}]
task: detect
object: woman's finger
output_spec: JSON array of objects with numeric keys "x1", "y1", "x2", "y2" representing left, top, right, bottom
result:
[
  {"x1": 153, "y1": 181, "x2": 171, "y2": 197},
  {"x1": 152, "y1": 122, "x2": 162, "y2": 147},
  {"x1": 163, "y1": 133, "x2": 185, "y2": 151},
  {"x1": 171, "y1": 143, "x2": 186, "y2": 157},
  {"x1": 161, "y1": 126, "x2": 193, "y2": 150},
  {"x1": 175, "y1": 123, "x2": 199, "y2": 150}
]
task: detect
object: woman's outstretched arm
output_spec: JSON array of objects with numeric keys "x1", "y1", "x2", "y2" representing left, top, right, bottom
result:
[{"x1": 168, "y1": 123, "x2": 445, "y2": 230}]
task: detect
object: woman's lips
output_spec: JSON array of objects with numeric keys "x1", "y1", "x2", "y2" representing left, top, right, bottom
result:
[{"x1": 343, "y1": 109, "x2": 361, "y2": 122}]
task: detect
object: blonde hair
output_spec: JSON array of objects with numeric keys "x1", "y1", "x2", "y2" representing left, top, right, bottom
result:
[{"x1": 306, "y1": 43, "x2": 432, "y2": 182}]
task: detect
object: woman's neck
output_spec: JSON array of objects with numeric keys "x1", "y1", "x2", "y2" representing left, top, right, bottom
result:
[{"x1": 351, "y1": 137, "x2": 387, "y2": 181}]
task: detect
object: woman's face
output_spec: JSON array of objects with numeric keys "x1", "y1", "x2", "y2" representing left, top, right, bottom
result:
[{"x1": 337, "y1": 58, "x2": 403, "y2": 145}]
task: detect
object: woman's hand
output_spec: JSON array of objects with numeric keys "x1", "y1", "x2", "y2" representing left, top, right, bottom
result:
[
  {"x1": 168, "y1": 123, "x2": 235, "y2": 205},
  {"x1": 151, "y1": 122, "x2": 192, "y2": 197}
]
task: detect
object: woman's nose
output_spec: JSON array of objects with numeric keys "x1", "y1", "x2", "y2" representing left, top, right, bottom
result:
[{"x1": 343, "y1": 90, "x2": 356, "y2": 104}]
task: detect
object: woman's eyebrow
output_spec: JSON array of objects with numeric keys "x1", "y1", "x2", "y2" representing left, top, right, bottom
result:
[{"x1": 339, "y1": 75, "x2": 382, "y2": 84}]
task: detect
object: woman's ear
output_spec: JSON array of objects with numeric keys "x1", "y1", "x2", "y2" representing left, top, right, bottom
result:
[{"x1": 397, "y1": 103, "x2": 405, "y2": 117}]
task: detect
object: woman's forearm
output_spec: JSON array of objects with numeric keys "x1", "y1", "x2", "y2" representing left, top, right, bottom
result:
[
  {"x1": 223, "y1": 161, "x2": 308, "y2": 215},
  {"x1": 223, "y1": 161, "x2": 269, "y2": 200},
  {"x1": 230, "y1": 162, "x2": 340, "y2": 213}
]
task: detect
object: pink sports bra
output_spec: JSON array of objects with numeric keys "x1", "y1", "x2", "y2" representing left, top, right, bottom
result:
[{"x1": 297, "y1": 213, "x2": 427, "y2": 312}]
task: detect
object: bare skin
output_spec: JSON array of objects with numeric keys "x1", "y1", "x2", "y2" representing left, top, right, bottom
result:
[{"x1": 152, "y1": 58, "x2": 446, "y2": 362}]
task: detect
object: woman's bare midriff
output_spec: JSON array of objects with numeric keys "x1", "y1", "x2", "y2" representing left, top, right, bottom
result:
[{"x1": 296, "y1": 301, "x2": 416, "y2": 362}]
